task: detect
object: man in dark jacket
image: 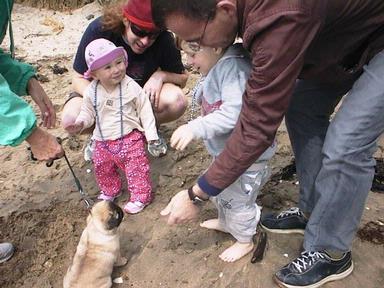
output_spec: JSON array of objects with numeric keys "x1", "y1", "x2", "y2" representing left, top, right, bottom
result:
[{"x1": 151, "y1": 0, "x2": 384, "y2": 287}]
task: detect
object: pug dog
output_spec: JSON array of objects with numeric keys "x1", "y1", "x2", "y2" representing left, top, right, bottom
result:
[{"x1": 63, "y1": 201, "x2": 127, "y2": 288}]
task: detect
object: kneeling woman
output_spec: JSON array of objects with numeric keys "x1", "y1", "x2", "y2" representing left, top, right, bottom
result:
[{"x1": 62, "y1": 0, "x2": 188, "y2": 142}]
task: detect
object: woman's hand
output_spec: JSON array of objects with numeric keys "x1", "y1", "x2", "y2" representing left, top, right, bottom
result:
[
  {"x1": 170, "y1": 124, "x2": 194, "y2": 150},
  {"x1": 28, "y1": 77, "x2": 56, "y2": 128},
  {"x1": 26, "y1": 127, "x2": 64, "y2": 161},
  {"x1": 143, "y1": 71, "x2": 165, "y2": 111}
]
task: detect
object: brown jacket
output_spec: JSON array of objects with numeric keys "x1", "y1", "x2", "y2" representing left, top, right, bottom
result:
[{"x1": 199, "y1": 0, "x2": 384, "y2": 195}]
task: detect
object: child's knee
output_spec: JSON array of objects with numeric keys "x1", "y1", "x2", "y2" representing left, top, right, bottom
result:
[{"x1": 61, "y1": 114, "x2": 77, "y2": 129}]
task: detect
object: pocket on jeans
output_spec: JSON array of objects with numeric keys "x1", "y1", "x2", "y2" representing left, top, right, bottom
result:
[{"x1": 239, "y1": 168, "x2": 268, "y2": 195}]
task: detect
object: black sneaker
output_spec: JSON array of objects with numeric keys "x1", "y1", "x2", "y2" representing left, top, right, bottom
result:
[
  {"x1": 274, "y1": 251, "x2": 353, "y2": 288},
  {"x1": 260, "y1": 207, "x2": 307, "y2": 234}
]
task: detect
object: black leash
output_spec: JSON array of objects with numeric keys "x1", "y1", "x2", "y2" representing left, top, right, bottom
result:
[
  {"x1": 62, "y1": 152, "x2": 94, "y2": 209},
  {"x1": 28, "y1": 137, "x2": 94, "y2": 209}
]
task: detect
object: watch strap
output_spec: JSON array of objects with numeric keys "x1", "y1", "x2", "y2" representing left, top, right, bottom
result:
[{"x1": 188, "y1": 186, "x2": 208, "y2": 203}]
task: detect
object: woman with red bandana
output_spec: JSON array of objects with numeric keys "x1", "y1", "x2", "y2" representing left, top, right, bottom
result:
[{"x1": 62, "y1": 0, "x2": 188, "y2": 154}]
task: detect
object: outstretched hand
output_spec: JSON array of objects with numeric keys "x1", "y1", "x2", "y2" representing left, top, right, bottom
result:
[
  {"x1": 160, "y1": 190, "x2": 200, "y2": 225},
  {"x1": 170, "y1": 124, "x2": 194, "y2": 150},
  {"x1": 28, "y1": 77, "x2": 56, "y2": 128},
  {"x1": 66, "y1": 121, "x2": 84, "y2": 135}
]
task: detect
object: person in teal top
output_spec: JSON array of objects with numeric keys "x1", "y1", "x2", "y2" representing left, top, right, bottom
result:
[{"x1": 0, "y1": 0, "x2": 64, "y2": 263}]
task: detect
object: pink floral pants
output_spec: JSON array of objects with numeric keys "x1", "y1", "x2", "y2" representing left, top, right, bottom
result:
[{"x1": 92, "y1": 130, "x2": 152, "y2": 204}]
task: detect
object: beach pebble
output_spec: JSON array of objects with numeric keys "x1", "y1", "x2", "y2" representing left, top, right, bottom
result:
[{"x1": 113, "y1": 277, "x2": 123, "y2": 284}]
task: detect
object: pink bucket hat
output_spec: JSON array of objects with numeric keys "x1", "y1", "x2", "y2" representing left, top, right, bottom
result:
[{"x1": 84, "y1": 38, "x2": 128, "y2": 79}]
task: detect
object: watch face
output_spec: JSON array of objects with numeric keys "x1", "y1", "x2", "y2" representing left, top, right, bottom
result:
[
  {"x1": 192, "y1": 195, "x2": 206, "y2": 205},
  {"x1": 188, "y1": 187, "x2": 208, "y2": 204},
  {"x1": 194, "y1": 197, "x2": 204, "y2": 203}
]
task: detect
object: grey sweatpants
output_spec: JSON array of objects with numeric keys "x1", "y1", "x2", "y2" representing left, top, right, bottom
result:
[
  {"x1": 286, "y1": 50, "x2": 384, "y2": 252},
  {"x1": 210, "y1": 162, "x2": 271, "y2": 243}
]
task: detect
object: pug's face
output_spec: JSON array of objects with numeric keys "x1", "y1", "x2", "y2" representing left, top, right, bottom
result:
[{"x1": 90, "y1": 201, "x2": 124, "y2": 231}]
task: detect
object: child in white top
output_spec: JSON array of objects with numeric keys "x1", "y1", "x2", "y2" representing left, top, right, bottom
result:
[
  {"x1": 67, "y1": 38, "x2": 166, "y2": 214},
  {"x1": 171, "y1": 40, "x2": 276, "y2": 262}
]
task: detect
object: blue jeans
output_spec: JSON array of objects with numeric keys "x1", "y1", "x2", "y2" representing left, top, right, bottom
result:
[{"x1": 286, "y1": 50, "x2": 384, "y2": 252}]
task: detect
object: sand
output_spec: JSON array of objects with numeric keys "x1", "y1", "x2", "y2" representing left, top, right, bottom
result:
[{"x1": 0, "y1": 2, "x2": 383, "y2": 288}]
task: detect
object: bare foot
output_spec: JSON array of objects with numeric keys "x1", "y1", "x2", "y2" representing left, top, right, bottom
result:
[
  {"x1": 200, "y1": 219, "x2": 227, "y2": 233},
  {"x1": 219, "y1": 241, "x2": 254, "y2": 263}
]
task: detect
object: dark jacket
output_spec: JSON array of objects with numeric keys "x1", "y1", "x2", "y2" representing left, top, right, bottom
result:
[{"x1": 199, "y1": 0, "x2": 384, "y2": 195}]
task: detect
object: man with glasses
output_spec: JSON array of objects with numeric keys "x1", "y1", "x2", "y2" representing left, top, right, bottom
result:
[
  {"x1": 152, "y1": 0, "x2": 384, "y2": 287},
  {"x1": 62, "y1": 0, "x2": 188, "y2": 152}
]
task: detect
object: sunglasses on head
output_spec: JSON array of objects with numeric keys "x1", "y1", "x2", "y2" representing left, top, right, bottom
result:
[{"x1": 130, "y1": 23, "x2": 160, "y2": 39}]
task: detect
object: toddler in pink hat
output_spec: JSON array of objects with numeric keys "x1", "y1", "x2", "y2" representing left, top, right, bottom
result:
[
  {"x1": 83, "y1": 38, "x2": 128, "y2": 79},
  {"x1": 67, "y1": 38, "x2": 166, "y2": 214}
]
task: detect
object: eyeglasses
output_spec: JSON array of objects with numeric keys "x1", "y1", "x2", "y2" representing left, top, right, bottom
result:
[
  {"x1": 185, "y1": 16, "x2": 211, "y2": 52},
  {"x1": 130, "y1": 23, "x2": 160, "y2": 40}
]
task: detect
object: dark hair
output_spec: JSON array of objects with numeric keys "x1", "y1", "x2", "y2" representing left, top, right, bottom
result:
[
  {"x1": 151, "y1": 0, "x2": 217, "y2": 29},
  {"x1": 101, "y1": 0, "x2": 126, "y2": 35}
]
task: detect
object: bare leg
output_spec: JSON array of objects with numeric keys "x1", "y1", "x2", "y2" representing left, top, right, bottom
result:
[
  {"x1": 61, "y1": 95, "x2": 94, "y2": 134},
  {"x1": 155, "y1": 83, "x2": 187, "y2": 124},
  {"x1": 219, "y1": 241, "x2": 254, "y2": 263},
  {"x1": 200, "y1": 218, "x2": 227, "y2": 233},
  {"x1": 61, "y1": 96, "x2": 82, "y2": 130}
]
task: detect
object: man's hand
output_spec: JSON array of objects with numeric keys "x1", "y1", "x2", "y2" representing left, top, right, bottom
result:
[
  {"x1": 170, "y1": 124, "x2": 194, "y2": 150},
  {"x1": 26, "y1": 127, "x2": 64, "y2": 161},
  {"x1": 143, "y1": 71, "x2": 165, "y2": 111},
  {"x1": 160, "y1": 189, "x2": 200, "y2": 225},
  {"x1": 28, "y1": 77, "x2": 56, "y2": 128}
]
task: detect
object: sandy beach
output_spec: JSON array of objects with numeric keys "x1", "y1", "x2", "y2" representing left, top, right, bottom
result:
[{"x1": 0, "y1": 3, "x2": 383, "y2": 288}]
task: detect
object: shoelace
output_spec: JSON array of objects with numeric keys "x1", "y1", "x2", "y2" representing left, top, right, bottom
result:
[
  {"x1": 277, "y1": 207, "x2": 303, "y2": 219},
  {"x1": 292, "y1": 251, "x2": 325, "y2": 273}
]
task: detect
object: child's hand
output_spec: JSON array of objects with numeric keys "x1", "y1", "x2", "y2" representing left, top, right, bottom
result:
[
  {"x1": 170, "y1": 125, "x2": 194, "y2": 150},
  {"x1": 66, "y1": 120, "x2": 84, "y2": 135},
  {"x1": 148, "y1": 138, "x2": 167, "y2": 157}
]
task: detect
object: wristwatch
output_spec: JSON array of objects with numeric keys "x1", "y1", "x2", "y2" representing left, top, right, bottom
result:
[{"x1": 188, "y1": 186, "x2": 209, "y2": 204}]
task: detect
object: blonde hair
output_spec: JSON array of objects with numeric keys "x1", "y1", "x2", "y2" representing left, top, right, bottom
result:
[
  {"x1": 101, "y1": 0, "x2": 126, "y2": 34},
  {"x1": 175, "y1": 36, "x2": 197, "y2": 54}
]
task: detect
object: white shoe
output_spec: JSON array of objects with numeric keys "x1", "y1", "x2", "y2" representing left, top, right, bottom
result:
[
  {"x1": 123, "y1": 201, "x2": 147, "y2": 214},
  {"x1": 84, "y1": 139, "x2": 95, "y2": 162}
]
